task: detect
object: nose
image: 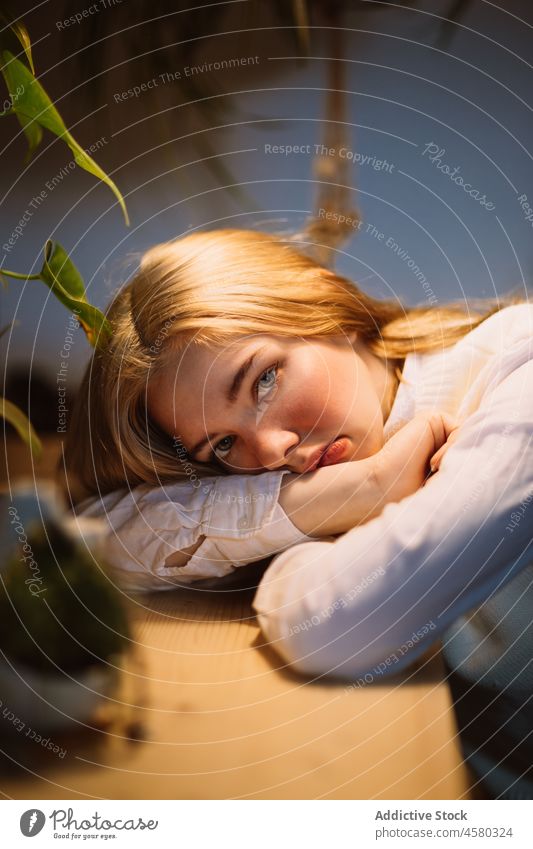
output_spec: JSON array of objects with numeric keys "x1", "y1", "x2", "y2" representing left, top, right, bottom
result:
[{"x1": 250, "y1": 425, "x2": 299, "y2": 471}]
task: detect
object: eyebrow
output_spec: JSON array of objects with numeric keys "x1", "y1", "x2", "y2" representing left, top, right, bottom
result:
[{"x1": 188, "y1": 346, "x2": 266, "y2": 460}]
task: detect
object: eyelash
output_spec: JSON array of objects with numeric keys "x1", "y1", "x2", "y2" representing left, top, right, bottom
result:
[{"x1": 210, "y1": 362, "x2": 279, "y2": 460}]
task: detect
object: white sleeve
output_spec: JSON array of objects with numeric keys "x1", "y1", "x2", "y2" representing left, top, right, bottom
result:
[
  {"x1": 76, "y1": 469, "x2": 314, "y2": 592},
  {"x1": 252, "y1": 355, "x2": 533, "y2": 682}
]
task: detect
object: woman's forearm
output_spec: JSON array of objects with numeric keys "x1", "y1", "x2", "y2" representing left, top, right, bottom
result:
[
  {"x1": 278, "y1": 412, "x2": 457, "y2": 538},
  {"x1": 278, "y1": 459, "x2": 383, "y2": 537}
]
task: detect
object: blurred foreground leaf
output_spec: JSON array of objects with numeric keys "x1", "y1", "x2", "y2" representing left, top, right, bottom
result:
[{"x1": 0, "y1": 397, "x2": 42, "y2": 458}]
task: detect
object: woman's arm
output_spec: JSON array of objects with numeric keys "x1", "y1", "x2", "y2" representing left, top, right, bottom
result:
[
  {"x1": 77, "y1": 411, "x2": 453, "y2": 592},
  {"x1": 252, "y1": 355, "x2": 533, "y2": 681},
  {"x1": 278, "y1": 411, "x2": 456, "y2": 537},
  {"x1": 75, "y1": 470, "x2": 315, "y2": 591}
]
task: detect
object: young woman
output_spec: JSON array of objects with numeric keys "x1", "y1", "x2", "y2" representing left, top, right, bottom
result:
[{"x1": 65, "y1": 228, "x2": 533, "y2": 798}]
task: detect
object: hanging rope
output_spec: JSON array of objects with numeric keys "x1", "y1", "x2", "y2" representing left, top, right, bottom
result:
[{"x1": 305, "y1": 9, "x2": 359, "y2": 268}]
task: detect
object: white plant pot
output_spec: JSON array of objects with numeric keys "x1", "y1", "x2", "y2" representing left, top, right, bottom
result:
[{"x1": 0, "y1": 659, "x2": 120, "y2": 733}]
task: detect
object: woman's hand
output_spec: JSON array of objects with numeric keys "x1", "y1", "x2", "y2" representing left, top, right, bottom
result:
[
  {"x1": 279, "y1": 411, "x2": 460, "y2": 538},
  {"x1": 429, "y1": 419, "x2": 462, "y2": 472},
  {"x1": 371, "y1": 411, "x2": 459, "y2": 505}
]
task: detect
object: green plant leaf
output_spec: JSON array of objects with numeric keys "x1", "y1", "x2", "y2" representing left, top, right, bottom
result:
[
  {"x1": 0, "y1": 11, "x2": 34, "y2": 73},
  {"x1": 16, "y1": 108, "x2": 43, "y2": 162},
  {"x1": 42, "y1": 240, "x2": 86, "y2": 299},
  {"x1": 1, "y1": 241, "x2": 112, "y2": 349},
  {"x1": 0, "y1": 50, "x2": 129, "y2": 224},
  {"x1": 0, "y1": 397, "x2": 42, "y2": 458},
  {"x1": 40, "y1": 241, "x2": 112, "y2": 348},
  {"x1": 8, "y1": 20, "x2": 34, "y2": 73}
]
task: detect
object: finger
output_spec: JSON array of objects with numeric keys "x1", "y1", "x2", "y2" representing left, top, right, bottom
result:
[
  {"x1": 440, "y1": 412, "x2": 460, "y2": 440},
  {"x1": 424, "y1": 413, "x2": 450, "y2": 453},
  {"x1": 430, "y1": 444, "x2": 447, "y2": 472}
]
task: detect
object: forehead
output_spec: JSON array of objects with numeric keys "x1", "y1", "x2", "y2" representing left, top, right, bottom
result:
[
  {"x1": 147, "y1": 334, "x2": 275, "y2": 436},
  {"x1": 160, "y1": 335, "x2": 259, "y2": 389}
]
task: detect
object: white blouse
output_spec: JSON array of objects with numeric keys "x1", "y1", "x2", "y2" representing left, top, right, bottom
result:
[
  {"x1": 76, "y1": 468, "x2": 315, "y2": 592},
  {"x1": 252, "y1": 303, "x2": 533, "y2": 679}
]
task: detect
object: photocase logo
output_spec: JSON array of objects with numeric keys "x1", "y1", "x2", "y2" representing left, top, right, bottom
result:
[{"x1": 20, "y1": 809, "x2": 46, "y2": 837}]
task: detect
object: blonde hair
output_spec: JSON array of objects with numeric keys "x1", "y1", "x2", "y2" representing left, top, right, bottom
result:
[{"x1": 63, "y1": 228, "x2": 515, "y2": 505}]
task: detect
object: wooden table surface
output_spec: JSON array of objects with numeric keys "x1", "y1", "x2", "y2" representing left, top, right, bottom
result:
[{"x1": 1, "y1": 436, "x2": 474, "y2": 799}]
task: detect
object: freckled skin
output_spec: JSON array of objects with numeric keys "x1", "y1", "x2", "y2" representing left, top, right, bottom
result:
[{"x1": 147, "y1": 332, "x2": 392, "y2": 475}]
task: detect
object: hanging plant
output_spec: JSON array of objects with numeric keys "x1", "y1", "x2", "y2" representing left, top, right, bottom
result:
[
  {"x1": 0, "y1": 11, "x2": 133, "y2": 735},
  {"x1": 0, "y1": 10, "x2": 128, "y2": 453}
]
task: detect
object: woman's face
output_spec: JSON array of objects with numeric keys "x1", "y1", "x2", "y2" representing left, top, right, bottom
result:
[{"x1": 147, "y1": 332, "x2": 392, "y2": 475}]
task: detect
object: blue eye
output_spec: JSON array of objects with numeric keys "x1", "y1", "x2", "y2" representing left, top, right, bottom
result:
[
  {"x1": 256, "y1": 365, "x2": 277, "y2": 397},
  {"x1": 213, "y1": 435, "x2": 234, "y2": 457},
  {"x1": 212, "y1": 363, "x2": 279, "y2": 460}
]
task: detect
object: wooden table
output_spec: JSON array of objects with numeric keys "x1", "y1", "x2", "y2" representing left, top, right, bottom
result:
[{"x1": 1, "y1": 437, "x2": 473, "y2": 799}]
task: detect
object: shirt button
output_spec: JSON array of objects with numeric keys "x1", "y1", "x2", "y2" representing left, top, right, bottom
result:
[{"x1": 237, "y1": 517, "x2": 249, "y2": 529}]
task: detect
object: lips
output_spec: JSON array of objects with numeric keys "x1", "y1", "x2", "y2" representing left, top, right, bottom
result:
[
  {"x1": 303, "y1": 436, "x2": 348, "y2": 472},
  {"x1": 317, "y1": 437, "x2": 348, "y2": 468}
]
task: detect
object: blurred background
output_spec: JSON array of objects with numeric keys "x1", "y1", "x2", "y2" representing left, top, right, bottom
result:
[{"x1": 1, "y1": 0, "x2": 532, "y2": 433}]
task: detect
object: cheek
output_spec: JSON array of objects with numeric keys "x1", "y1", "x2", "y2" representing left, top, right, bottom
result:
[{"x1": 279, "y1": 359, "x2": 346, "y2": 431}]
